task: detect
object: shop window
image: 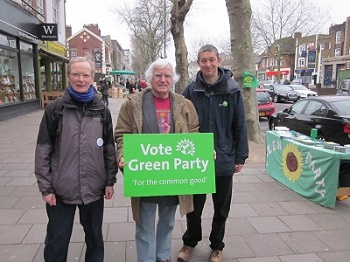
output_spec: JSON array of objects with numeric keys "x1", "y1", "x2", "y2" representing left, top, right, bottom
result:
[
  {"x1": 0, "y1": 49, "x2": 19, "y2": 105},
  {"x1": 51, "y1": 62, "x2": 63, "y2": 91},
  {"x1": 20, "y1": 41, "x2": 33, "y2": 53},
  {"x1": 21, "y1": 54, "x2": 36, "y2": 100},
  {"x1": 0, "y1": 33, "x2": 16, "y2": 48},
  {"x1": 40, "y1": 65, "x2": 46, "y2": 91}
]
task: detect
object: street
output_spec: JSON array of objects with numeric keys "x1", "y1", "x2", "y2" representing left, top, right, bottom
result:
[{"x1": 259, "y1": 101, "x2": 293, "y2": 132}]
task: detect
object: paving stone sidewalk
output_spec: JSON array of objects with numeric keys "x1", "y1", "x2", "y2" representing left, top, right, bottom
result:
[{"x1": 0, "y1": 97, "x2": 350, "y2": 262}]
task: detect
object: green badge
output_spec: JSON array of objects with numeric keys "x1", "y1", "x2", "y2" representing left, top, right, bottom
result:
[{"x1": 222, "y1": 101, "x2": 228, "y2": 107}]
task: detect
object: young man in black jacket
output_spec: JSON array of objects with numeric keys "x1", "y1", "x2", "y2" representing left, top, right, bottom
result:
[{"x1": 177, "y1": 44, "x2": 249, "y2": 262}]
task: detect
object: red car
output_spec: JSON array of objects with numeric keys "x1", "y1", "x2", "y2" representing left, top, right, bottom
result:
[{"x1": 256, "y1": 88, "x2": 275, "y2": 119}]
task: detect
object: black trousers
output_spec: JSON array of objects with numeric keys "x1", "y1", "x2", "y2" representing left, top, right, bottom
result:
[
  {"x1": 44, "y1": 197, "x2": 104, "y2": 262},
  {"x1": 102, "y1": 95, "x2": 109, "y2": 106},
  {"x1": 182, "y1": 175, "x2": 233, "y2": 250}
]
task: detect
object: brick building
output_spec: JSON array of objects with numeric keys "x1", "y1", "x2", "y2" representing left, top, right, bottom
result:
[{"x1": 66, "y1": 24, "x2": 113, "y2": 82}]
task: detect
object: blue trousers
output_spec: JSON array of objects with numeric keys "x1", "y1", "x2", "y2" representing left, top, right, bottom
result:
[
  {"x1": 44, "y1": 197, "x2": 104, "y2": 262},
  {"x1": 136, "y1": 199, "x2": 177, "y2": 262},
  {"x1": 182, "y1": 175, "x2": 233, "y2": 250}
]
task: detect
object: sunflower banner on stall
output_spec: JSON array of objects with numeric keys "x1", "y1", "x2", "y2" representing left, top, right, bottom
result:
[
  {"x1": 265, "y1": 131, "x2": 350, "y2": 208},
  {"x1": 242, "y1": 70, "x2": 259, "y2": 88}
]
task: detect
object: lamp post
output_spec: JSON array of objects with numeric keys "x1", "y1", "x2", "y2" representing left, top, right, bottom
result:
[
  {"x1": 316, "y1": 46, "x2": 322, "y2": 84},
  {"x1": 163, "y1": 0, "x2": 167, "y2": 58}
]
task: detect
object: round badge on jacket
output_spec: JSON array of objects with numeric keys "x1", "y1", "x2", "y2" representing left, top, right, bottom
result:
[{"x1": 96, "y1": 138, "x2": 103, "y2": 147}]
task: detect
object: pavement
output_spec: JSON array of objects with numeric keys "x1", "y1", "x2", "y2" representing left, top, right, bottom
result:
[{"x1": 1, "y1": 97, "x2": 350, "y2": 262}]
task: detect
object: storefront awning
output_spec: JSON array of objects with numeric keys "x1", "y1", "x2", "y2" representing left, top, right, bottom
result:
[
  {"x1": 39, "y1": 49, "x2": 69, "y2": 63},
  {"x1": 109, "y1": 70, "x2": 136, "y2": 75},
  {"x1": 266, "y1": 69, "x2": 289, "y2": 76}
]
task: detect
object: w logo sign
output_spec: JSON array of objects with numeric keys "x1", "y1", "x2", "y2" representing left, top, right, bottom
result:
[
  {"x1": 38, "y1": 23, "x2": 58, "y2": 41},
  {"x1": 43, "y1": 25, "x2": 55, "y2": 34}
]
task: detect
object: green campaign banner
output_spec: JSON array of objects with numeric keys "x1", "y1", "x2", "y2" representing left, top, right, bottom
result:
[
  {"x1": 123, "y1": 133, "x2": 216, "y2": 197},
  {"x1": 242, "y1": 70, "x2": 259, "y2": 88},
  {"x1": 266, "y1": 131, "x2": 350, "y2": 208}
]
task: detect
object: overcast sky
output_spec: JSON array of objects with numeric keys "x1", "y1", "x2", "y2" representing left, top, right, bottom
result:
[{"x1": 65, "y1": 0, "x2": 349, "y2": 54}]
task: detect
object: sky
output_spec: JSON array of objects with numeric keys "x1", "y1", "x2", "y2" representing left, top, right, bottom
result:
[{"x1": 65, "y1": 0, "x2": 349, "y2": 56}]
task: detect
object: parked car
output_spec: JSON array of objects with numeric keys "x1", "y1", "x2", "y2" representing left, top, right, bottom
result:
[
  {"x1": 268, "y1": 96, "x2": 350, "y2": 145},
  {"x1": 290, "y1": 78, "x2": 303, "y2": 85},
  {"x1": 337, "y1": 78, "x2": 350, "y2": 95},
  {"x1": 262, "y1": 80, "x2": 275, "y2": 89},
  {"x1": 289, "y1": 84, "x2": 318, "y2": 98},
  {"x1": 264, "y1": 84, "x2": 301, "y2": 103},
  {"x1": 256, "y1": 88, "x2": 275, "y2": 119}
]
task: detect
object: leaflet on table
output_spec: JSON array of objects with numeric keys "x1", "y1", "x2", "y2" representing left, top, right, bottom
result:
[{"x1": 274, "y1": 127, "x2": 294, "y2": 139}]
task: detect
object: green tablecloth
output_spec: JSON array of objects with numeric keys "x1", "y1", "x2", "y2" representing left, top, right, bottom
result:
[{"x1": 266, "y1": 131, "x2": 350, "y2": 208}]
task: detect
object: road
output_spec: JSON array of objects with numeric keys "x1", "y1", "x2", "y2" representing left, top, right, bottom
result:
[{"x1": 259, "y1": 101, "x2": 292, "y2": 132}]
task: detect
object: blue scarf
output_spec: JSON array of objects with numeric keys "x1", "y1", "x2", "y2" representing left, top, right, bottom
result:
[{"x1": 68, "y1": 85, "x2": 95, "y2": 103}]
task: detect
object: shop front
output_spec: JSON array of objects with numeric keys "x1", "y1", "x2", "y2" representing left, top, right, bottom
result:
[
  {"x1": 39, "y1": 41, "x2": 69, "y2": 94},
  {"x1": 265, "y1": 69, "x2": 290, "y2": 82},
  {"x1": 0, "y1": 0, "x2": 40, "y2": 121}
]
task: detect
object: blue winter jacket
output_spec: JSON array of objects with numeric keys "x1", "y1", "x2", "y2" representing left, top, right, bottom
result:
[{"x1": 183, "y1": 67, "x2": 249, "y2": 176}]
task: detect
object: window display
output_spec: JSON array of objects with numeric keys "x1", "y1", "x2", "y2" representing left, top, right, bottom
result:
[
  {"x1": 0, "y1": 50, "x2": 19, "y2": 104},
  {"x1": 51, "y1": 62, "x2": 64, "y2": 91},
  {"x1": 21, "y1": 53, "x2": 36, "y2": 100}
]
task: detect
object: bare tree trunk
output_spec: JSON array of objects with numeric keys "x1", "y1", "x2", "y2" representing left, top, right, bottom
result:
[
  {"x1": 226, "y1": 0, "x2": 263, "y2": 143},
  {"x1": 170, "y1": 0, "x2": 193, "y2": 94}
]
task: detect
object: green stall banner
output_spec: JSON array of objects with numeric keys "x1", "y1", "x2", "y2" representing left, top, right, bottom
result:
[
  {"x1": 123, "y1": 133, "x2": 216, "y2": 197},
  {"x1": 265, "y1": 131, "x2": 350, "y2": 208},
  {"x1": 242, "y1": 70, "x2": 259, "y2": 88}
]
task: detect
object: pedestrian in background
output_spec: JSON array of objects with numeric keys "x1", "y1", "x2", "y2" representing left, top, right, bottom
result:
[
  {"x1": 177, "y1": 44, "x2": 249, "y2": 262},
  {"x1": 115, "y1": 58, "x2": 199, "y2": 262},
  {"x1": 101, "y1": 79, "x2": 110, "y2": 106},
  {"x1": 126, "y1": 79, "x2": 133, "y2": 94},
  {"x1": 34, "y1": 56, "x2": 117, "y2": 262}
]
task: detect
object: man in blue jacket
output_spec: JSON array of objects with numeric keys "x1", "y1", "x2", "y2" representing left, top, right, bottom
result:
[{"x1": 177, "y1": 44, "x2": 249, "y2": 262}]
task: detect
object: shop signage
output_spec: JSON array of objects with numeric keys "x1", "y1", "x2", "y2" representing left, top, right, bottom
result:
[
  {"x1": 266, "y1": 69, "x2": 289, "y2": 76},
  {"x1": 37, "y1": 23, "x2": 58, "y2": 41},
  {"x1": 123, "y1": 133, "x2": 216, "y2": 197},
  {"x1": 18, "y1": 31, "x2": 38, "y2": 43}
]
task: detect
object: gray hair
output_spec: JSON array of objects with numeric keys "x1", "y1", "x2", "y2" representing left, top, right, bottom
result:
[
  {"x1": 67, "y1": 57, "x2": 95, "y2": 77},
  {"x1": 197, "y1": 44, "x2": 220, "y2": 61},
  {"x1": 144, "y1": 59, "x2": 179, "y2": 84}
]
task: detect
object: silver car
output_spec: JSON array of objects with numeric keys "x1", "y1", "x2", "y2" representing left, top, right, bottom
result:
[{"x1": 289, "y1": 84, "x2": 318, "y2": 98}]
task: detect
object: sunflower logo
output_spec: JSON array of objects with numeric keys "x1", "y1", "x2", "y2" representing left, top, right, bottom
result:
[
  {"x1": 282, "y1": 143, "x2": 303, "y2": 182},
  {"x1": 176, "y1": 139, "x2": 195, "y2": 156}
]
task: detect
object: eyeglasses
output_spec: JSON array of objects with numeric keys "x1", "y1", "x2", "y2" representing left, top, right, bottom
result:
[
  {"x1": 70, "y1": 73, "x2": 91, "y2": 79},
  {"x1": 153, "y1": 74, "x2": 172, "y2": 80}
]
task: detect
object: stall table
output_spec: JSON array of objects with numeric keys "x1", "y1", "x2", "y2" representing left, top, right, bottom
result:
[{"x1": 266, "y1": 131, "x2": 350, "y2": 208}]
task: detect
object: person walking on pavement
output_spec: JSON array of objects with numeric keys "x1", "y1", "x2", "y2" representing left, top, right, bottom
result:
[
  {"x1": 34, "y1": 56, "x2": 117, "y2": 262},
  {"x1": 177, "y1": 44, "x2": 249, "y2": 262},
  {"x1": 115, "y1": 58, "x2": 199, "y2": 262},
  {"x1": 101, "y1": 79, "x2": 110, "y2": 106}
]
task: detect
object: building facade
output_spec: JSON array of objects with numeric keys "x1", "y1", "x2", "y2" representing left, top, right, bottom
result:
[
  {"x1": 257, "y1": 37, "x2": 294, "y2": 83},
  {"x1": 0, "y1": 0, "x2": 67, "y2": 121},
  {"x1": 322, "y1": 17, "x2": 350, "y2": 87},
  {"x1": 257, "y1": 16, "x2": 350, "y2": 87},
  {"x1": 66, "y1": 24, "x2": 113, "y2": 83}
]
